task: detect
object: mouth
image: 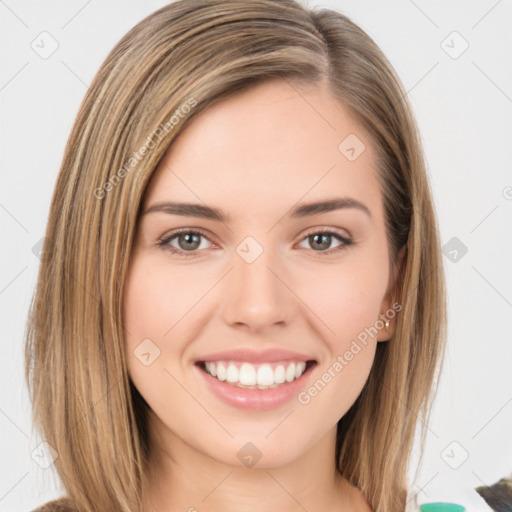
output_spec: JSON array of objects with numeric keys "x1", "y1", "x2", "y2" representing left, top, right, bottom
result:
[{"x1": 195, "y1": 359, "x2": 318, "y2": 390}]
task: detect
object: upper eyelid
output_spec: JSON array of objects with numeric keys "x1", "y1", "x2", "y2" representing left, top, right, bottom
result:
[
  {"x1": 160, "y1": 227, "x2": 216, "y2": 244},
  {"x1": 301, "y1": 226, "x2": 352, "y2": 239}
]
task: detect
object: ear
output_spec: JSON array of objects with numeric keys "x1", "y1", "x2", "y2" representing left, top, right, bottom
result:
[{"x1": 376, "y1": 245, "x2": 406, "y2": 342}]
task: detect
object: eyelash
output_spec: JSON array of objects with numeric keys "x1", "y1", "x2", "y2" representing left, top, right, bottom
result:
[{"x1": 156, "y1": 227, "x2": 354, "y2": 258}]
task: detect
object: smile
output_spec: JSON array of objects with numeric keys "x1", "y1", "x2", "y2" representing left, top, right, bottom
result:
[{"x1": 198, "y1": 360, "x2": 316, "y2": 389}]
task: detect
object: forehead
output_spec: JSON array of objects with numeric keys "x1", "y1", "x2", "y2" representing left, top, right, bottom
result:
[{"x1": 143, "y1": 79, "x2": 383, "y2": 220}]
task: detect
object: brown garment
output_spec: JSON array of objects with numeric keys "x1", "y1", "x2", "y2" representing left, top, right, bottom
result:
[{"x1": 29, "y1": 497, "x2": 75, "y2": 512}]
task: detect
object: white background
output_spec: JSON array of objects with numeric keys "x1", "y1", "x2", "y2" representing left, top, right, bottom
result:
[{"x1": 1, "y1": 1, "x2": 511, "y2": 511}]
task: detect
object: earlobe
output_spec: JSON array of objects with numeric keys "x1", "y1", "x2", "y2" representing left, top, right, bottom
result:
[
  {"x1": 377, "y1": 316, "x2": 394, "y2": 342},
  {"x1": 376, "y1": 316, "x2": 393, "y2": 342},
  {"x1": 377, "y1": 245, "x2": 406, "y2": 342}
]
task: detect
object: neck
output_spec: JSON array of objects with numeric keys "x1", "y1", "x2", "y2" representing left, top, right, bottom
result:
[{"x1": 140, "y1": 411, "x2": 369, "y2": 512}]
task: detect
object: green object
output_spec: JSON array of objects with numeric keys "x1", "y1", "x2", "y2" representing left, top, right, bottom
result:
[{"x1": 419, "y1": 503, "x2": 465, "y2": 512}]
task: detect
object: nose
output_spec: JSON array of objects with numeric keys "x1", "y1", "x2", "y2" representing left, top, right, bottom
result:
[{"x1": 220, "y1": 245, "x2": 294, "y2": 332}]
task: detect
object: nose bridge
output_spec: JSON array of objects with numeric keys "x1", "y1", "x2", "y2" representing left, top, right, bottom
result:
[{"x1": 221, "y1": 235, "x2": 292, "y2": 329}]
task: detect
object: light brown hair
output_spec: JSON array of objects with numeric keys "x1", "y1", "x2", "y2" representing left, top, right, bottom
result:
[{"x1": 24, "y1": 1, "x2": 446, "y2": 511}]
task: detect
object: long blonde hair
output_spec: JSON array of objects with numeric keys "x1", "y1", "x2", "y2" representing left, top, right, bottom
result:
[{"x1": 24, "y1": 1, "x2": 446, "y2": 511}]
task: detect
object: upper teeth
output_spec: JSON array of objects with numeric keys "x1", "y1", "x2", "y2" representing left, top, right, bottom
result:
[{"x1": 203, "y1": 361, "x2": 308, "y2": 389}]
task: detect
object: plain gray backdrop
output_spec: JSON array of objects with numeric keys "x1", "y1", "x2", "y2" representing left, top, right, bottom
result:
[{"x1": 1, "y1": 1, "x2": 511, "y2": 511}]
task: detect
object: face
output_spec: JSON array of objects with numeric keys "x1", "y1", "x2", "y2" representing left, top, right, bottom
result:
[{"x1": 123, "y1": 78, "x2": 397, "y2": 470}]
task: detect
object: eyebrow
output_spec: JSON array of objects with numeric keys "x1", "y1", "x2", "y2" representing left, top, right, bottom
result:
[
  {"x1": 143, "y1": 197, "x2": 371, "y2": 221},
  {"x1": 143, "y1": 197, "x2": 372, "y2": 222}
]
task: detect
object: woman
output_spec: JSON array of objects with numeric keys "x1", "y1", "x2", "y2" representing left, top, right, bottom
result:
[{"x1": 25, "y1": 1, "x2": 446, "y2": 511}]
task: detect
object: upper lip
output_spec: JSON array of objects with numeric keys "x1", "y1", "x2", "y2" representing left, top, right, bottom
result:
[{"x1": 195, "y1": 348, "x2": 316, "y2": 364}]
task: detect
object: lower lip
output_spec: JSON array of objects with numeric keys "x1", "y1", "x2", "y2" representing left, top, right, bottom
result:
[{"x1": 193, "y1": 362, "x2": 317, "y2": 411}]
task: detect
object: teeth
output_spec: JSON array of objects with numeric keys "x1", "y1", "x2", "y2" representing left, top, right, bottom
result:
[
  {"x1": 226, "y1": 364, "x2": 239, "y2": 383},
  {"x1": 274, "y1": 365, "x2": 286, "y2": 384},
  {"x1": 216, "y1": 362, "x2": 226, "y2": 381},
  {"x1": 239, "y1": 363, "x2": 256, "y2": 385},
  {"x1": 202, "y1": 360, "x2": 308, "y2": 388},
  {"x1": 207, "y1": 362, "x2": 217, "y2": 377},
  {"x1": 286, "y1": 363, "x2": 296, "y2": 382},
  {"x1": 257, "y1": 364, "x2": 274, "y2": 386}
]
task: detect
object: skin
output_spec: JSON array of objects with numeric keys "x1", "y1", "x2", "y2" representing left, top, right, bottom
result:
[{"x1": 123, "y1": 78, "x2": 400, "y2": 512}]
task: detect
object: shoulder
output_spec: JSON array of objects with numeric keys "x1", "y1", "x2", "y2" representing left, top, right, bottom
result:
[{"x1": 29, "y1": 497, "x2": 75, "y2": 512}]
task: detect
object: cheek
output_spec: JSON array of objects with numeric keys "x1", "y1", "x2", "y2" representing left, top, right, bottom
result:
[
  {"x1": 300, "y1": 259, "x2": 387, "y2": 346},
  {"x1": 123, "y1": 257, "x2": 206, "y2": 348},
  {"x1": 123, "y1": 258, "x2": 188, "y2": 378},
  {"x1": 123, "y1": 262, "x2": 166, "y2": 353},
  {"x1": 122, "y1": 257, "x2": 202, "y2": 416},
  {"x1": 294, "y1": 258, "x2": 388, "y2": 411},
  {"x1": 123, "y1": 255, "x2": 221, "y2": 388},
  {"x1": 295, "y1": 265, "x2": 384, "y2": 418}
]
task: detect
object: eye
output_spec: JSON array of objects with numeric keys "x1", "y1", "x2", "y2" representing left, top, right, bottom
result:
[
  {"x1": 297, "y1": 228, "x2": 353, "y2": 256},
  {"x1": 156, "y1": 228, "x2": 215, "y2": 257}
]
